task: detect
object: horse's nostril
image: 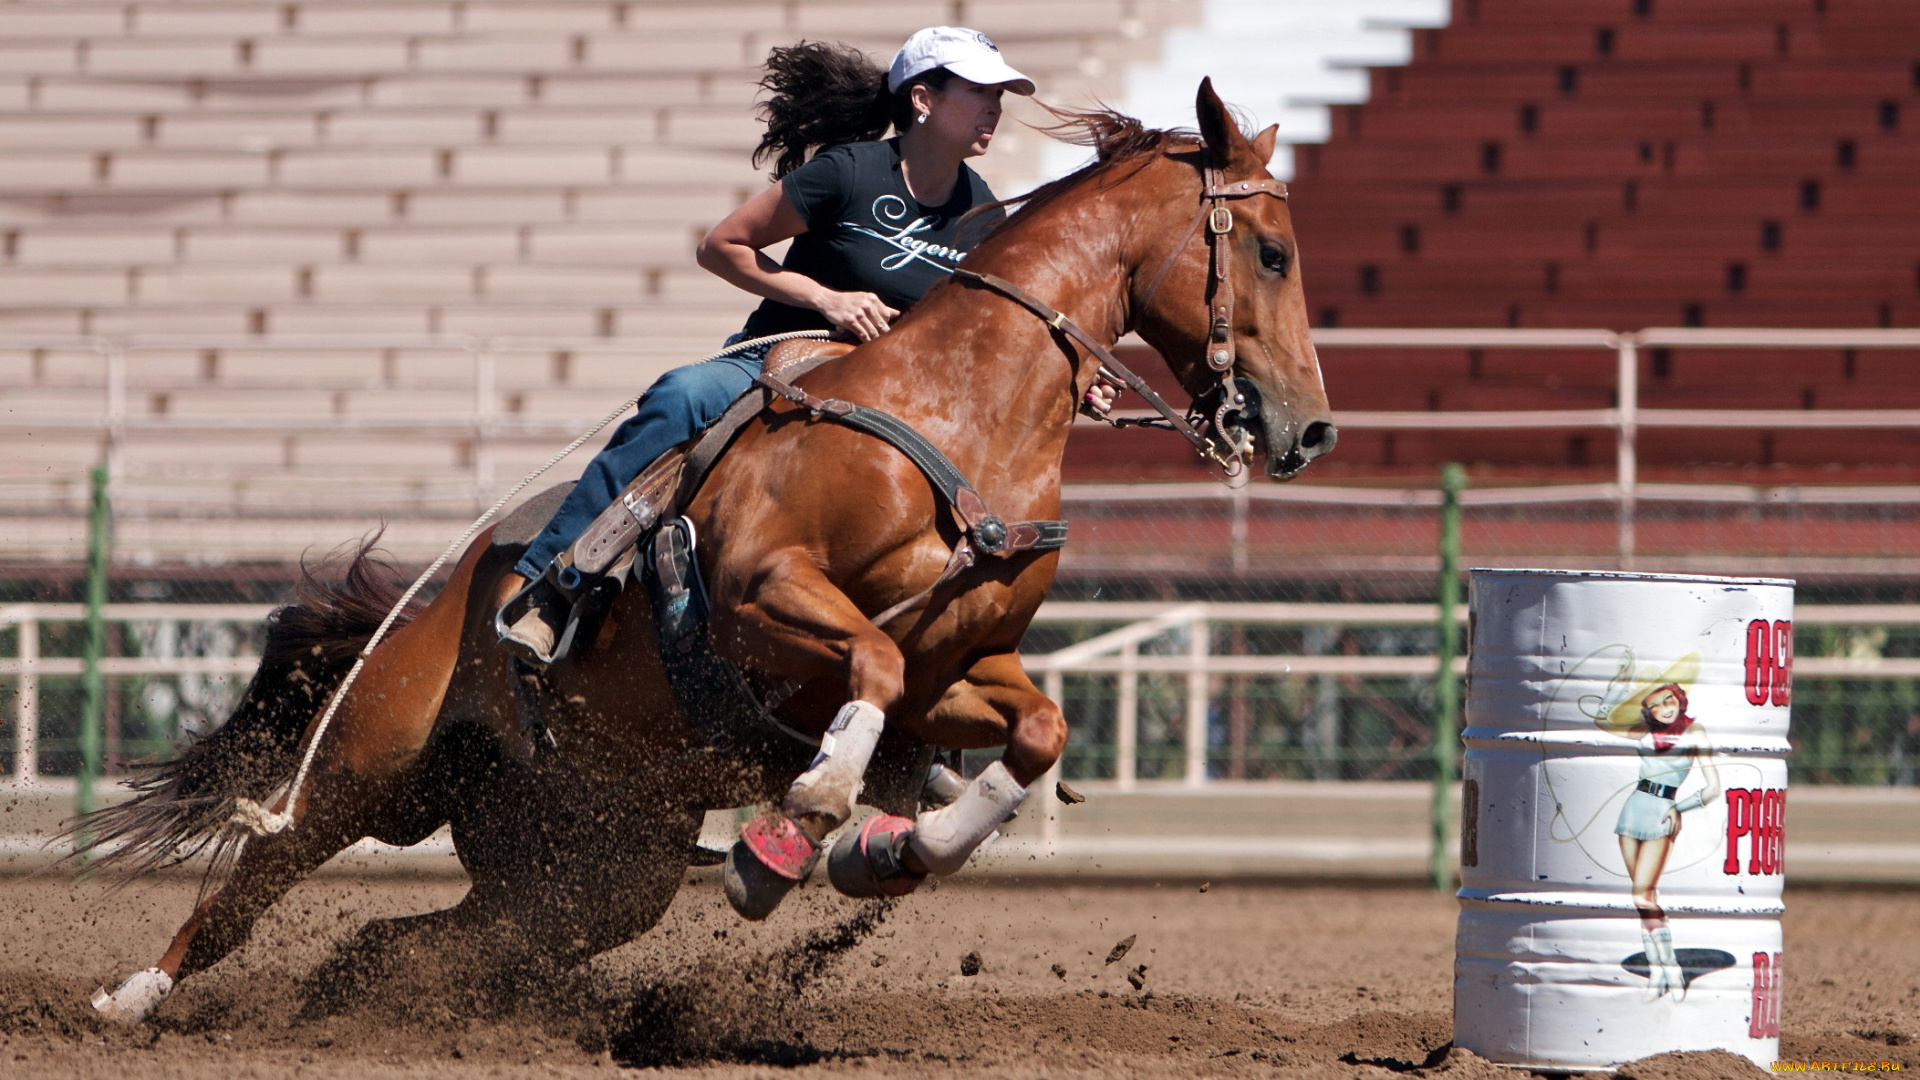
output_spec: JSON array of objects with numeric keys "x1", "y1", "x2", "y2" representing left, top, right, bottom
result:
[{"x1": 1300, "y1": 420, "x2": 1338, "y2": 456}]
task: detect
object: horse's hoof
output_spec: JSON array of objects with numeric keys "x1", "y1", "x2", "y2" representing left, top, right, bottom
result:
[
  {"x1": 723, "y1": 839, "x2": 803, "y2": 921},
  {"x1": 828, "y1": 814, "x2": 926, "y2": 899},
  {"x1": 739, "y1": 810, "x2": 819, "y2": 881},
  {"x1": 91, "y1": 967, "x2": 172, "y2": 1024},
  {"x1": 723, "y1": 812, "x2": 819, "y2": 920}
]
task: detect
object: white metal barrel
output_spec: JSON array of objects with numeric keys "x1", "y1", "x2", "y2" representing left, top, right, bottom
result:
[{"x1": 1454, "y1": 569, "x2": 1792, "y2": 1071}]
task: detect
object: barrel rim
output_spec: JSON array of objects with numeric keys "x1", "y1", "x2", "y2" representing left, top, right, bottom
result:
[{"x1": 1468, "y1": 567, "x2": 1795, "y2": 588}]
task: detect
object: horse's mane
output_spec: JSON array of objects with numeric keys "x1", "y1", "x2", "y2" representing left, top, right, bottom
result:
[{"x1": 963, "y1": 104, "x2": 1198, "y2": 232}]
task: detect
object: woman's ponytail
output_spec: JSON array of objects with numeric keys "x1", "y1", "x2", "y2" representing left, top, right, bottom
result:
[{"x1": 753, "y1": 40, "x2": 955, "y2": 178}]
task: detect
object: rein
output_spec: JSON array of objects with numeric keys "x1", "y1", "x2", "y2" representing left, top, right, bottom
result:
[{"x1": 959, "y1": 145, "x2": 1289, "y2": 479}]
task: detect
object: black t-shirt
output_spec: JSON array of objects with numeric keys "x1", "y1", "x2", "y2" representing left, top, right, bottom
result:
[{"x1": 740, "y1": 138, "x2": 1003, "y2": 337}]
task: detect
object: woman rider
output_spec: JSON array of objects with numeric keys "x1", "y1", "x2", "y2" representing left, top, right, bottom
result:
[{"x1": 498, "y1": 27, "x2": 1038, "y2": 664}]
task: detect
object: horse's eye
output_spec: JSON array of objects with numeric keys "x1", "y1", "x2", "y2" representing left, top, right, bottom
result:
[{"x1": 1260, "y1": 243, "x2": 1291, "y2": 277}]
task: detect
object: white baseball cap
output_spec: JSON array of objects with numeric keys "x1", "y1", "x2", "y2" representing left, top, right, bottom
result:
[{"x1": 887, "y1": 26, "x2": 1035, "y2": 96}]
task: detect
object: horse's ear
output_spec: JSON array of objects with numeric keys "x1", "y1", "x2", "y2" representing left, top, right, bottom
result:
[
  {"x1": 1251, "y1": 124, "x2": 1279, "y2": 168},
  {"x1": 1194, "y1": 77, "x2": 1247, "y2": 164}
]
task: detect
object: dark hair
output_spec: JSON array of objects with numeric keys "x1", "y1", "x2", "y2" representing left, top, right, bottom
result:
[{"x1": 753, "y1": 40, "x2": 956, "y2": 178}]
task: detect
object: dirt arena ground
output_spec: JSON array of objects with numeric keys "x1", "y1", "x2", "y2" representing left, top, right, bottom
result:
[{"x1": 1, "y1": 872, "x2": 1913, "y2": 1079}]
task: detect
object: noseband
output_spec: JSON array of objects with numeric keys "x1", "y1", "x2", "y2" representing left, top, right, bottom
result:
[{"x1": 956, "y1": 144, "x2": 1289, "y2": 478}]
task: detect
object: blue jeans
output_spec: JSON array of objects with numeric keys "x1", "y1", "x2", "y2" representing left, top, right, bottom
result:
[{"x1": 513, "y1": 336, "x2": 770, "y2": 580}]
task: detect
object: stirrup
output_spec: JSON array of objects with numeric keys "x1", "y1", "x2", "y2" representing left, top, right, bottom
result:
[{"x1": 494, "y1": 563, "x2": 583, "y2": 667}]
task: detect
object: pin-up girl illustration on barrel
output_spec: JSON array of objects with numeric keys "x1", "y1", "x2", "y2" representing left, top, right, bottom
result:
[{"x1": 1603, "y1": 654, "x2": 1721, "y2": 1003}]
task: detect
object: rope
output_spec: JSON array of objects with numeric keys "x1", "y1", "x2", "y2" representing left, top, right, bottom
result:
[{"x1": 230, "y1": 330, "x2": 833, "y2": 837}]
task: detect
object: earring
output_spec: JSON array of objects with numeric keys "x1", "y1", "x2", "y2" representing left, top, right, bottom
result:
[{"x1": 915, "y1": 112, "x2": 928, "y2": 125}]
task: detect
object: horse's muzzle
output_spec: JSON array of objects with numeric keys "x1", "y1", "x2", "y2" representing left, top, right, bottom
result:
[{"x1": 1265, "y1": 415, "x2": 1338, "y2": 480}]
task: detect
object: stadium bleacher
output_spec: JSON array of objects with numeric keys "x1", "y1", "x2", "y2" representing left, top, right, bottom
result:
[
  {"x1": 1282, "y1": 0, "x2": 1920, "y2": 487},
  {"x1": 0, "y1": 0, "x2": 1199, "y2": 560}
]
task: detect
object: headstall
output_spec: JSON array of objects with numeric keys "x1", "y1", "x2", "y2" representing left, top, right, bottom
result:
[{"x1": 955, "y1": 144, "x2": 1289, "y2": 479}]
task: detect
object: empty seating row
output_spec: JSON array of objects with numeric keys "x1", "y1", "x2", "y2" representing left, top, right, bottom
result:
[
  {"x1": 1, "y1": 222, "x2": 704, "y2": 266},
  {"x1": 1300, "y1": 178, "x2": 1920, "y2": 223},
  {"x1": 1299, "y1": 135, "x2": 1920, "y2": 181},
  {"x1": 1308, "y1": 295, "x2": 1920, "y2": 329},
  {"x1": 1418, "y1": 22, "x2": 1920, "y2": 64},
  {"x1": 1378, "y1": 59, "x2": 1916, "y2": 103},
  {"x1": 3, "y1": 72, "x2": 758, "y2": 112},
  {"x1": 0, "y1": 143, "x2": 766, "y2": 189},
  {"x1": 1308, "y1": 219, "x2": 1920, "y2": 260},
  {"x1": 0, "y1": 344, "x2": 748, "y2": 392},
  {"x1": 0, "y1": 262, "x2": 753, "y2": 303},
  {"x1": 0, "y1": 30, "x2": 1108, "y2": 81},
  {"x1": 1461, "y1": 0, "x2": 1834, "y2": 27},
  {"x1": 0, "y1": 301, "x2": 749, "y2": 341},
  {"x1": 0, "y1": 0, "x2": 1143, "y2": 41},
  {"x1": 0, "y1": 105, "x2": 773, "y2": 151},
  {"x1": 0, "y1": 188, "x2": 742, "y2": 228},
  {"x1": 1343, "y1": 99, "x2": 1914, "y2": 141}
]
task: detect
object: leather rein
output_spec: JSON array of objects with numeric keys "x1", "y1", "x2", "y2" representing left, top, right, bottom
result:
[{"x1": 956, "y1": 144, "x2": 1289, "y2": 479}]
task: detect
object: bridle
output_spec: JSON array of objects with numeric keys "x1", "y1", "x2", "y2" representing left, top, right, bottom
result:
[{"x1": 955, "y1": 143, "x2": 1290, "y2": 479}]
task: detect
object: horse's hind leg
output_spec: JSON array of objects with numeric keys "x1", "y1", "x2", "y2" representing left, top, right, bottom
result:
[
  {"x1": 95, "y1": 549, "x2": 479, "y2": 1022},
  {"x1": 92, "y1": 773, "x2": 399, "y2": 1022}
]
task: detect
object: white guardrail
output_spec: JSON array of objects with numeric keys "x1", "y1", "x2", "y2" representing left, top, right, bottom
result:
[{"x1": 9, "y1": 599, "x2": 1920, "y2": 786}]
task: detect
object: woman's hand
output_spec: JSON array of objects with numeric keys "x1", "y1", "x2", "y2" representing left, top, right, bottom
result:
[
  {"x1": 1083, "y1": 382, "x2": 1121, "y2": 418},
  {"x1": 1662, "y1": 805, "x2": 1681, "y2": 837},
  {"x1": 814, "y1": 289, "x2": 899, "y2": 342}
]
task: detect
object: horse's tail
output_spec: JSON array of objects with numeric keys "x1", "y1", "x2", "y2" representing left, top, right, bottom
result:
[{"x1": 68, "y1": 535, "x2": 422, "y2": 881}]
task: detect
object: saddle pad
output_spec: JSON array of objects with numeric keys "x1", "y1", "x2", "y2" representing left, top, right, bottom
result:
[{"x1": 489, "y1": 482, "x2": 576, "y2": 549}]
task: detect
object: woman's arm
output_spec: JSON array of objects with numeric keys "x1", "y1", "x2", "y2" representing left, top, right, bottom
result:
[{"x1": 695, "y1": 183, "x2": 900, "y2": 342}]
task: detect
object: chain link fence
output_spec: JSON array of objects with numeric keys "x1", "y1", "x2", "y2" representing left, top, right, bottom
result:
[{"x1": 7, "y1": 480, "x2": 1920, "y2": 789}]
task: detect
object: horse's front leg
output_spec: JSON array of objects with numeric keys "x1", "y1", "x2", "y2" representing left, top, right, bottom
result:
[
  {"x1": 709, "y1": 546, "x2": 907, "y2": 917},
  {"x1": 828, "y1": 651, "x2": 1062, "y2": 898}
]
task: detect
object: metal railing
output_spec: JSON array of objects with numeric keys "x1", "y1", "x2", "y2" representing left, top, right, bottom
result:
[{"x1": 10, "y1": 598, "x2": 1920, "y2": 786}]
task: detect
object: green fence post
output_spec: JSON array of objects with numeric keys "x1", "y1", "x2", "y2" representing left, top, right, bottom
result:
[
  {"x1": 76, "y1": 463, "x2": 111, "y2": 849},
  {"x1": 1431, "y1": 463, "x2": 1465, "y2": 892}
]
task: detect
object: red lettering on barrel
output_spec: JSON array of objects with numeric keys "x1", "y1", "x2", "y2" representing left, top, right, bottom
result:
[
  {"x1": 1745, "y1": 620, "x2": 1773, "y2": 705},
  {"x1": 1771, "y1": 621, "x2": 1793, "y2": 706},
  {"x1": 1724, "y1": 788, "x2": 1752, "y2": 874},
  {"x1": 1724, "y1": 788, "x2": 1787, "y2": 876},
  {"x1": 1745, "y1": 619, "x2": 1793, "y2": 708},
  {"x1": 1766, "y1": 787, "x2": 1781, "y2": 868},
  {"x1": 1750, "y1": 952, "x2": 1772, "y2": 1037}
]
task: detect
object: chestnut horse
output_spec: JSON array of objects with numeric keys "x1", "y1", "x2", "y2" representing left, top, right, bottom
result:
[{"x1": 82, "y1": 81, "x2": 1335, "y2": 1021}]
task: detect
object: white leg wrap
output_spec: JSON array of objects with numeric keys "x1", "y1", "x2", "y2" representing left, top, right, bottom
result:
[
  {"x1": 783, "y1": 700, "x2": 886, "y2": 825},
  {"x1": 91, "y1": 967, "x2": 173, "y2": 1024},
  {"x1": 906, "y1": 760, "x2": 1027, "y2": 877}
]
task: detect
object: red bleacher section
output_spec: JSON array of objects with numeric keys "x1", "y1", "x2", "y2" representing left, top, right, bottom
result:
[{"x1": 1068, "y1": 0, "x2": 1920, "y2": 487}]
